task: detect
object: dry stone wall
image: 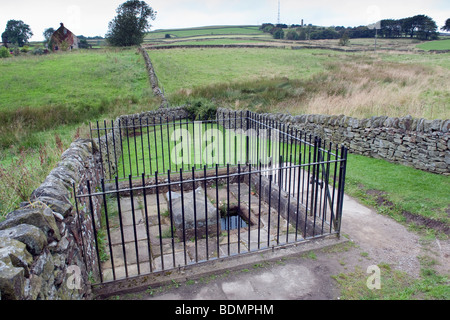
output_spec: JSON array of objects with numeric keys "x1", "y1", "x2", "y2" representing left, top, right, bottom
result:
[
  {"x1": 138, "y1": 46, "x2": 168, "y2": 106},
  {"x1": 117, "y1": 106, "x2": 190, "y2": 127},
  {"x1": 0, "y1": 139, "x2": 106, "y2": 300},
  {"x1": 217, "y1": 108, "x2": 449, "y2": 175}
]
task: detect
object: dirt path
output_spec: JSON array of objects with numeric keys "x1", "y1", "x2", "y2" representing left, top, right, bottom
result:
[{"x1": 341, "y1": 195, "x2": 449, "y2": 278}]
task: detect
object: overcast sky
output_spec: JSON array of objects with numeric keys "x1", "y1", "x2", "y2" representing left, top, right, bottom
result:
[{"x1": 1, "y1": 0, "x2": 449, "y2": 41}]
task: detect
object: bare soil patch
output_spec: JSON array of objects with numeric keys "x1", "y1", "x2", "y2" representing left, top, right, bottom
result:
[{"x1": 366, "y1": 188, "x2": 450, "y2": 236}]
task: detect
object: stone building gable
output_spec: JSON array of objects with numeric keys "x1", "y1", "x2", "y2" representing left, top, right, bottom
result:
[{"x1": 50, "y1": 23, "x2": 79, "y2": 51}]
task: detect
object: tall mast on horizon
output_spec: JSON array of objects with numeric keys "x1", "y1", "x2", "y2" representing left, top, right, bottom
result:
[{"x1": 277, "y1": 1, "x2": 281, "y2": 25}]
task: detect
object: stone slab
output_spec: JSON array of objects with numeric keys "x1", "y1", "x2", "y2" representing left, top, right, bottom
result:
[{"x1": 167, "y1": 187, "x2": 218, "y2": 239}]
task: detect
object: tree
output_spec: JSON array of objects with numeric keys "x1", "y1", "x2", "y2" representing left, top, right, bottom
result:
[
  {"x1": 106, "y1": 0, "x2": 156, "y2": 46},
  {"x1": 285, "y1": 29, "x2": 299, "y2": 40},
  {"x1": 338, "y1": 32, "x2": 350, "y2": 46},
  {"x1": 298, "y1": 29, "x2": 307, "y2": 40},
  {"x1": 401, "y1": 17, "x2": 415, "y2": 38},
  {"x1": 310, "y1": 28, "x2": 340, "y2": 40},
  {"x1": 77, "y1": 36, "x2": 91, "y2": 49},
  {"x1": 413, "y1": 15, "x2": 438, "y2": 40},
  {"x1": 272, "y1": 28, "x2": 284, "y2": 39},
  {"x1": 43, "y1": 28, "x2": 55, "y2": 46},
  {"x1": 378, "y1": 15, "x2": 438, "y2": 39},
  {"x1": 2, "y1": 20, "x2": 33, "y2": 47},
  {"x1": 380, "y1": 19, "x2": 398, "y2": 38},
  {"x1": 441, "y1": 18, "x2": 450, "y2": 32},
  {"x1": 1, "y1": 33, "x2": 7, "y2": 48},
  {"x1": 260, "y1": 23, "x2": 274, "y2": 32}
]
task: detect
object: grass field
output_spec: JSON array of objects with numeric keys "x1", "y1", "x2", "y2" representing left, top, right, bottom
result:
[
  {"x1": 345, "y1": 154, "x2": 449, "y2": 225},
  {"x1": 153, "y1": 39, "x2": 265, "y2": 46},
  {"x1": 149, "y1": 48, "x2": 338, "y2": 95},
  {"x1": 145, "y1": 25, "x2": 263, "y2": 40},
  {"x1": 0, "y1": 49, "x2": 150, "y2": 112},
  {"x1": 0, "y1": 49, "x2": 161, "y2": 150},
  {"x1": 416, "y1": 39, "x2": 450, "y2": 51},
  {"x1": 149, "y1": 48, "x2": 450, "y2": 120}
]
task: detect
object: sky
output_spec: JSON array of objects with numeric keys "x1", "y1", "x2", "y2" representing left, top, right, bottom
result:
[{"x1": 1, "y1": 0, "x2": 449, "y2": 41}]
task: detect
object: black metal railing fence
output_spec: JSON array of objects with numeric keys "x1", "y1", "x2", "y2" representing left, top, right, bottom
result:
[{"x1": 75, "y1": 111, "x2": 347, "y2": 284}]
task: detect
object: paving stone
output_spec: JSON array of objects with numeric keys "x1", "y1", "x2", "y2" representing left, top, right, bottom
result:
[
  {"x1": 108, "y1": 224, "x2": 149, "y2": 245},
  {"x1": 154, "y1": 251, "x2": 189, "y2": 270},
  {"x1": 221, "y1": 280, "x2": 255, "y2": 300},
  {"x1": 118, "y1": 208, "x2": 145, "y2": 227}
]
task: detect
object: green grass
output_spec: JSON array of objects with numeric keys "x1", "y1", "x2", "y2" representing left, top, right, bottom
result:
[
  {"x1": 0, "y1": 49, "x2": 149, "y2": 112},
  {"x1": 117, "y1": 119, "x2": 250, "y2": 178},
  {"x1": 145, "y1": 25, "x2": 263, "y2": 40},
  {"x1": 0, "y1": 48, "x2": 163, "y2": 152},
  {"x1": 150, "y1": 48, "x2": 449, "y2": 119},
  {"x1": 345, "y1": 153, "x2": 450, "y2": 227},
  {"x1": 333, "y1": 263, "x2": 449, "y2": 300},
  {"x1": 416, "y1": 39, "x2": 450, "y2": 51},
  {"x1": 155, "y1": 39, "x2": 264, "y2": 46},
  {"x1": 380, "y1": 50, "x2": 450, "y2": 69},
  {"x1": 149, "y1": 48, "x2": 338, "y2": 95}
]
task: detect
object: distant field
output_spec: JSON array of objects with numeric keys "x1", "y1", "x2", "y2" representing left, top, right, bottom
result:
[
  {"x1": 146, "y1": 25, "x2": 263, "y2": 40},
  {"x1": 416, "y1": 39, "x2": 450, "y2": 51},
  {"x1": 149, "y1": 48, "x2": 334, "y2": 94},
  {"x1": 0, "y1": 49, "x2": 149, "y2": 112},
  {"x1": 149, "y1": 47, "x2": 450, "y2": 119},
  {"x1": 145, "y1": 26, "x2": 440, "y2": 53},
  {"x1": 153, "y1": 39, "x2": 264, "y2": 46},
  {"x1": 0, "y1": 49, "x2": 162, "y2": 153}
]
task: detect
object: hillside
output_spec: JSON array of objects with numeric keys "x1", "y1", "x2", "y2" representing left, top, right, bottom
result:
[{"x1": 143, "y1": 24, "x2": 439, "y2": 52}]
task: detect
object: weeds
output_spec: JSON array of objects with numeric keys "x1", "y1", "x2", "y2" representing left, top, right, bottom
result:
[
  {"x1": 0, "y1": 149, "x2": 36, "y2": 216},
  {"x1": 333, "y1": 262, "x2": 450, "y2": 300},
  {"x1": 302, "y1": 251, "x2": 317, "y2": 260},
  {"x1": 0, "y1": 133, "x2": 73, "y2": 220}
]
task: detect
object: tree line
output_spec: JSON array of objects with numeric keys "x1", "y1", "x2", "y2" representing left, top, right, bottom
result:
[
  {"x1": 261, "y1": 15, "x2": 449, "y2": 41},
  {"x1": 260, "y1": 23, "x2": 377, "y2": 41},
  {"x1": 378, "y1": 15, "x2": 439, "y2": 40}
]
